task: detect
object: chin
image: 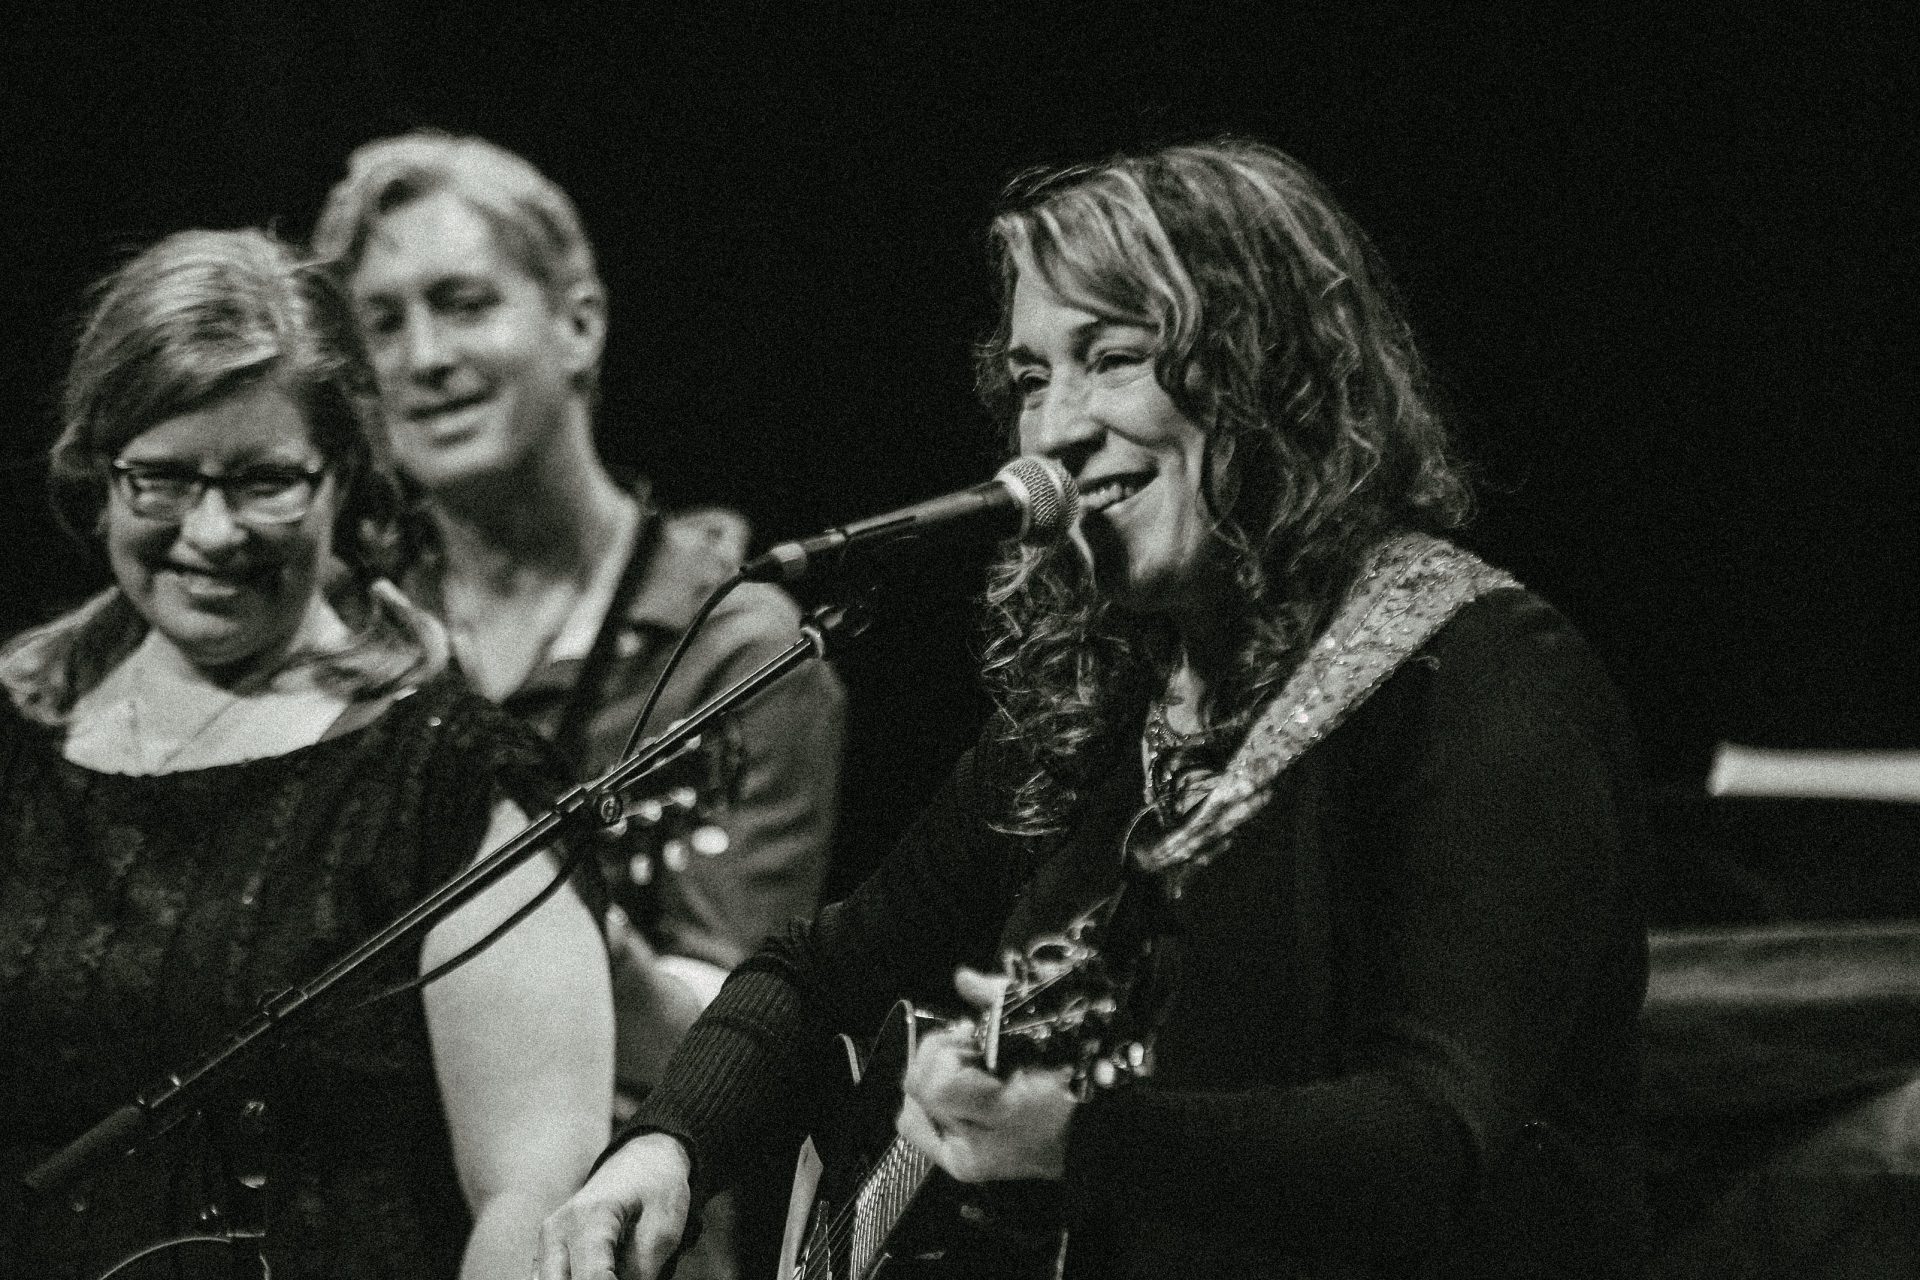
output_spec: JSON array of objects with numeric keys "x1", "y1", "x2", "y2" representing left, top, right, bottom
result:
[
  {"x1": 404, "y1": 438, "x2": 527, "y2": 496},
  {"x1": 147, "y1": 610, "x2": 281, "y2": 674},
  {"x1": 1105, "y1": 560, "x2": 1215, "y2": 621}
]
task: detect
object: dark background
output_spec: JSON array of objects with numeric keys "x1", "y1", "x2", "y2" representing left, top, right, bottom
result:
[{"x1": 3, "y1": 2, "x2": 1913, "y2": 900}]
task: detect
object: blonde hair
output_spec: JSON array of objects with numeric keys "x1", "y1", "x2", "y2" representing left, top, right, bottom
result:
[{"x1": 312, "y1": 130, "x2": 604, "y2": 394}]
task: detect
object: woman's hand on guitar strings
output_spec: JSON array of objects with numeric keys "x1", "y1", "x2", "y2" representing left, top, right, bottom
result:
[
  {"x1": 895, "y1": 967, "x2": 1078, "y2": 1183},
  {"x1": 535, "y1": 1131, "x2": 692, "y2": 1280}
]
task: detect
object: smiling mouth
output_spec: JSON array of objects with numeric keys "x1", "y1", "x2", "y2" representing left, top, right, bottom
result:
[
  {"x1": 1079, "y1": 474, "x2": 1151, "y2": 514},
  {"x1": 163, "y1": 566, "x2": 249, "y2": 600},
  {"x1": 405, "y1": 393, "x2": 490, "y2": 424}
]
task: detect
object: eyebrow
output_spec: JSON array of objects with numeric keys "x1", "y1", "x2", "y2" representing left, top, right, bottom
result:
[
  {"x1": 353, "y1": 269, "x2": 492, "y2": 308},
  {"x1": 1005, "y1": 317, "x2": 1150, "y2": 366}
]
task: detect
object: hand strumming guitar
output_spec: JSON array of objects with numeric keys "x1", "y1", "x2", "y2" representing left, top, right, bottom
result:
[{"x1": 895, "y1": 967, "x2": 1080, "y2": 1183}]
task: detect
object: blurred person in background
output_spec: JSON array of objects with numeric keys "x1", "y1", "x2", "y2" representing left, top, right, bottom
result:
[{"x1": 314, "y1": 132, "x2": 846, "y2": 1280}]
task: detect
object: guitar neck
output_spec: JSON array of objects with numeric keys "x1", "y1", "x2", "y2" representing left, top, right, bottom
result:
[
  {"x1": 848, "y1": 1136, "x2": 935, "y2": 1280},
  {"x1": 789, "y1": 972, "x2": 1118, "y2": 1280},
  {"x1": 846, "y1": 986, "x2": 1001, "y2": 1276}
]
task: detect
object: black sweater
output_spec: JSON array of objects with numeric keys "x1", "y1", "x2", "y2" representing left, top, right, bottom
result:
[{"x1": 626, "y1": 588, "x2": 1652, "y2": 1277}]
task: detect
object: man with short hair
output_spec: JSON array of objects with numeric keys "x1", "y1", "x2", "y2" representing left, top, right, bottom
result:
[{"x1": 314, "y1": 132, "x2": 845, "y2": 1279}]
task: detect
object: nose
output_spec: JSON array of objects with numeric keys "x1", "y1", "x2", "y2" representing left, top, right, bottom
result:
[
  {"x1": 399, "y1": 308, "x2": 455, "y2": 383},
  {"x1": 1021, "y1": 376, "x2": 1102, "y2": 471},
  {"x1": 175, "y1": 486, "x2": 248, "y2": 555}
]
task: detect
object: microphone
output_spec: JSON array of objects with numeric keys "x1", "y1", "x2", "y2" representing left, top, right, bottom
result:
[{"x1": 740, "y1": 456, "x2": 1080, "y2": 584}]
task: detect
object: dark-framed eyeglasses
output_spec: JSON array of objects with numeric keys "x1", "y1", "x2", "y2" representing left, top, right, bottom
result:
[{"x1": 107, "y1": 460, "x2": 330, "y2": 525}]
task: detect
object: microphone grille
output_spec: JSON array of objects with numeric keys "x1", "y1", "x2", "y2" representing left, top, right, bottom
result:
[{"x1": 999, "y1": 456, "x2": 1080, "y2": 546}]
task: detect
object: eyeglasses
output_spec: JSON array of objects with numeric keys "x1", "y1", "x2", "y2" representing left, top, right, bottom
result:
[{"x1": 108, "y1": 460, "x2": 330, "y2": 525}]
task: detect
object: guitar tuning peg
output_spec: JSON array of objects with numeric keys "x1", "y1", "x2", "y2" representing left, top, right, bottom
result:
[
  {"x1": 690, "y1": 824, "x2": 729, "y2": 857},
  {"x1": 1084, "y1": 1042, "x2": 1153, "y2": 1091},
  {"x1": 666, "y1": 785, "x2": 700, "y2": 812},
  {"x1": 626, "y1": 852, "x2": 654, "y2": 886},
  {"x1": 662, "y1": 840, "x2": 690, "y2": 872}
]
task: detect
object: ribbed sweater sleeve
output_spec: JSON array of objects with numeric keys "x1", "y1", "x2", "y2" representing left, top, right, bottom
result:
[{"x1": 619, "y1": 741, "x2": 1033, "y2": 1206}]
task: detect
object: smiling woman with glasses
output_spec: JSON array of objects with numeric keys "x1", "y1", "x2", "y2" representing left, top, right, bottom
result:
[{"x1": 0, "y1": 229, "x2": 613, "y2": 1279}]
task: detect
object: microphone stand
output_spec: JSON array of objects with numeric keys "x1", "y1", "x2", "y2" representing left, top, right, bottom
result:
[{"x1": 21, "y1": 598, "x2": 868, "y2": 1264}]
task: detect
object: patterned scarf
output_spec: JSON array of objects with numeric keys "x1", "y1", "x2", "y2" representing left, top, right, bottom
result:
[{"x1": 1133, "y1": 533, "x2": 1519, "y2": 894}]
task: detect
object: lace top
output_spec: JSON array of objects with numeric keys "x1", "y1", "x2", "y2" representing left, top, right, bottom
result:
[{"x1": 0, "y1": 671, "x2": 572, "y2": 1279}]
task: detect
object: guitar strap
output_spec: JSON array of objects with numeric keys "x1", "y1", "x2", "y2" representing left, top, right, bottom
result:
[
  {"x1": 1132, "y1": 532, "x2": 1519, "y2": 896},
  {"x1": 550, "y1": 494, "x2": 662, "y2": 772}
]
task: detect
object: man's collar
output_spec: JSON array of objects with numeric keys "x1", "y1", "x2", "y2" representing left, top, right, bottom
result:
[{"x1": 621, "y1": 510, "x2": 752, "y2": 633}]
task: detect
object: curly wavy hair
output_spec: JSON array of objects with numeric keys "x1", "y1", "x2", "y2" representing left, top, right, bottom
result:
[{"x1": 974, "y1": 139, "x2": 1472, "y2": 835}]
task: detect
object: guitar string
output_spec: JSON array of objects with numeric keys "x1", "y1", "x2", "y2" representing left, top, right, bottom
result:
[
  {"x1": 795, "y1": 1008, "x2": 1027, "y2": 1280},
  {"x1": 790, "y1": 977, "x2": 1073, "y2": 1279},
  {"x1": 799, "y1": 946, "x2": 1121, "y2": 1275},
  {"x1": 794, "y1": 1063, "x2": 943, "y2": 1278}
]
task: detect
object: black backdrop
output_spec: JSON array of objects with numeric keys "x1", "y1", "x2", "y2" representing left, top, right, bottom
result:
[{"x1": 3, "y1": 2, "x2": 1913, "y2": 895}]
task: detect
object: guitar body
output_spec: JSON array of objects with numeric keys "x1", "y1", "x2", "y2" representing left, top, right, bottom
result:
[{"x1": 777, "y1": 1001, "x2": 1064, "y2": 1280}]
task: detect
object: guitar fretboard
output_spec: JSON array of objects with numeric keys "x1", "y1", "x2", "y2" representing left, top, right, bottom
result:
[{"x1": 849, "y1": 1137, "x2": 933, "y2": 1279}]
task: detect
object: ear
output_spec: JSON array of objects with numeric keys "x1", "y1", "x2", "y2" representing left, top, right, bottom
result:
[{"x1": 555, "y1": 281, "x2": 608, "y2": 380}]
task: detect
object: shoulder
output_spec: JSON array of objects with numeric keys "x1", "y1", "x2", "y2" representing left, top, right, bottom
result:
[
  {"x1": 381, "y1": 670, "x2": 571, "y2": 803},
  {"x1": 633, "y1": 514, "x2": 798, "y2": 629},
  {"x1": 1419, "y1": 587, "x2": 1617, "y2": 702},
  {"x1": 1353, "y1": 585, "x2": 1637, "y2": 768},
  {"x1": 0, "y1": 687, "x2": 53, "y2": 766},
  {"x1": 628, "y1": 509, "x2": 806, "y2": 639}
]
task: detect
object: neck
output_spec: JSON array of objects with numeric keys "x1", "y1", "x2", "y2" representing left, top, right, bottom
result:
[{"x1": 427, "y1": 439, "x2": 633, "y2": 594}]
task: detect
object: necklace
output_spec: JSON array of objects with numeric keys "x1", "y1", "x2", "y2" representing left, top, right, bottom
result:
[{"x1": 1142, "y1": 699, "x2": 1215, "y2": 823}]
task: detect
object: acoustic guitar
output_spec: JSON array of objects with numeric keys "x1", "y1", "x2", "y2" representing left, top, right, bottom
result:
[{"x1": 775, "y1": 910, "x2": 1152, "y2": 1280}]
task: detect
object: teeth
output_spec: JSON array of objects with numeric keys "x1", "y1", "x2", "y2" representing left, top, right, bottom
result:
[
  {"x1": 1081, "y1": 477, "x2": 1146, "y2": 512},
  {"x1": 166, "y1": 568, "x2": 243, "y2": 594},
  {"x1": 410, "y1": 396, "x2": 487, "y2": 421}
]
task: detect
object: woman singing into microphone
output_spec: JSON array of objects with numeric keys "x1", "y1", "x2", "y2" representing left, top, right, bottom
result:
[{"x1": 542, "y1": 139, "x2": 1650, "y2": 1279}]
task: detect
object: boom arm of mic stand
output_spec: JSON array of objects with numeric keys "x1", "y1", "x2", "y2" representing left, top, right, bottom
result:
[{"x1": 22, "y1": 599, "x2": 867, "y2": 1201}]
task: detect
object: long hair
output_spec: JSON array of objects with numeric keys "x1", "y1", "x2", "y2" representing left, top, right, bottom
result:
[
  {"x1": 975, "y1": 139, "x2": 1472, "y2": 835},
  {"x1": 1, "y1": 228, "x2": 445, "y2": 725}
]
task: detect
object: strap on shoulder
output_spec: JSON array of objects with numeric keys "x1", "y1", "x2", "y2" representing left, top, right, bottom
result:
[{"x1": 1135, "y1": 533, "x2": 1519, "y2": 892}]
